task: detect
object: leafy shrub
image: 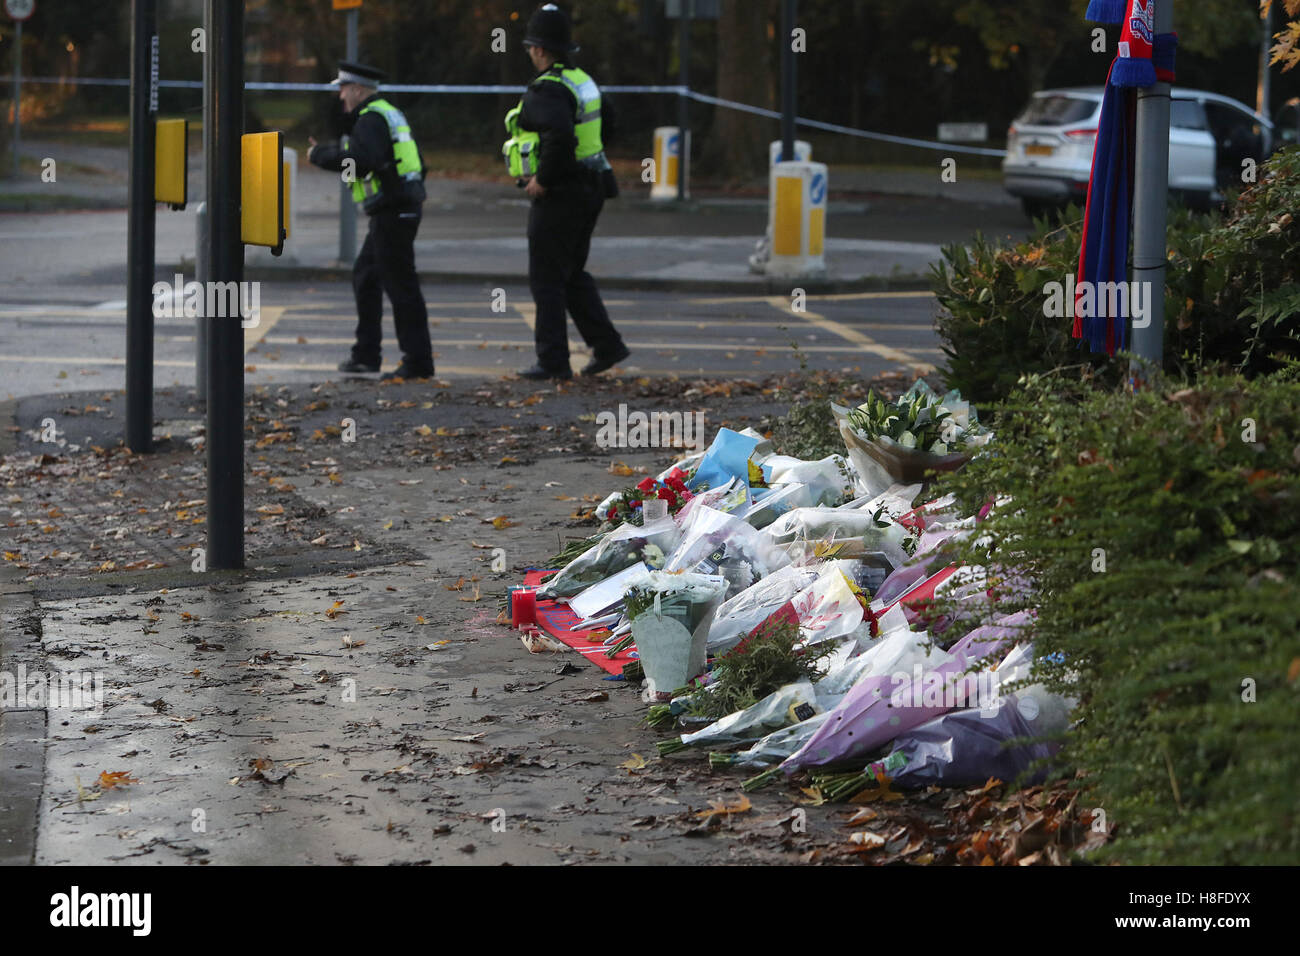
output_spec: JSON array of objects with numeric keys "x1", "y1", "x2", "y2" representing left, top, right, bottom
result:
[
  {"x1": 1166, "y1": 146, "x2": 1300, "y2": 375},
  {"x1": 933, "y1": 148, "x2": 1300, "y2": 404},
  {"x1": 931, "y1": 371, "x2": 1300, "y2": 864},
  {"x1": 931, "y1": 212, "x2": 1116, "y2": 405}
]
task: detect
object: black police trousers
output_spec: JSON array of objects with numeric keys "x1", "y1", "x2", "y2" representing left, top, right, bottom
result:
[
  {"x1": 527, "y1": 174, "x2": 624, "y2": 374},
  {"x1": 351, "y1": 206, "x2": 433, "y2": 372}
]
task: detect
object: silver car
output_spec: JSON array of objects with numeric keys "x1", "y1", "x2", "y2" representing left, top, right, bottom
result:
[{"x1": 1003, "y1": 86, "x2": 1277, "y2": 218}]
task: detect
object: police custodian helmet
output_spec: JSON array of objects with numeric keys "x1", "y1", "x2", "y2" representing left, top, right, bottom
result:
[{"x1": 523, "y1": 3, "x2": 579, "y2": 55}]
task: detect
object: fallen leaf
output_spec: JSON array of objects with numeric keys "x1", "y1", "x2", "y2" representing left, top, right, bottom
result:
[
  {"x1": 98, "y1": 770, "x2": 139, "y2": 790},
  {"x1": 799, "y1": 786, "x2": 826, "y2": 806},
  {"x1": 848, "y1": 831, "x2": 885, "y2": 848},
  {"x1": 694, "y1": 795, "x2": 752, "y2": 820},
  {"x1": 325, "y1": 600, "x2": 345, "y2": 619},
  {"x1": 620, "y1": 753, "x2": 648, "y2": 772}
]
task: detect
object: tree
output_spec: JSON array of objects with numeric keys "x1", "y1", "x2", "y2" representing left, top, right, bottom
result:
[
  {"x1": 700, "y1": 0, "x2": 776, "y2": 182},
  {"x1": 1265, "y1": 0, "x2": 1300, "y2": 70}
]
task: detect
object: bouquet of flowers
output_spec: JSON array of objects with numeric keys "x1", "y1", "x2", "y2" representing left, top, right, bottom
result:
[
  {"x1": 662, "y1": 504, "x2": 791, "y2": 598},
  {"x1": 762, "y1": 505, "x2": 912, "y2": 569},
  {"x1": 836, "y1": 380, "x2": 992, "y2": 485},
  {"x1": 870, "y1": 678, "x2": 1074, "y2": 789},
  {"x1": 536, "y1": 516, "x2": 681, "y2": 599},
  {"x1": 624, "y1": 570, "x2": 729, "y2": 699},
  {"x1": 779, "y1": 610, "x2": 1034, "y2": 776},
  {"x1": 702, "y1": 562, "x2": 822, "y2": 655},
  {"x1": 600, "y1": 467, "x2": 696, "y2": 527}
]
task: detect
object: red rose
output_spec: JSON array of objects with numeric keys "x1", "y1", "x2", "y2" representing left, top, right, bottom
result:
[
  {"x1": 656, "y1": 487, "x2": 677, "y2": 505},
  {"x1": 636, "y1": 476, "x2": 657, "y2": 493}
]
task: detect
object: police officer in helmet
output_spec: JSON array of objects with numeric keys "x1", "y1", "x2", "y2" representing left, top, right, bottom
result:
[
  {"x1": 512, "y1": 4, "x2": 629, "y2": 380},
  {"x1": 309, "y1": 61, "x2": 435, "y2": 381}
]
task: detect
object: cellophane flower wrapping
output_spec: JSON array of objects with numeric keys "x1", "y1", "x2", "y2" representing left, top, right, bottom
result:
[
  {"x1": 702, "y1": 562, "x2": 823, "y2": 655},
  {"x1": 677, "y1": 679, "x2": 820, "y2": 751},
  {"x1": 628, "y1": 570, "x2": 729, "y2": 697},
  {"x1": 780, "y1": 610, "x2": 1034, "y2": 775},
  {"x1": 538, "y1": 516, "x2": 682, "y2": 599}
]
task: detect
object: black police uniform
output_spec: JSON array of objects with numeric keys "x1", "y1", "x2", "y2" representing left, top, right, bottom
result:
[
  {"x1": 310, "y1": 80, "x2": 433, "y2": 377},
  {"x1": 517, "y1": 11, "x2": 627, "y2": 379}
]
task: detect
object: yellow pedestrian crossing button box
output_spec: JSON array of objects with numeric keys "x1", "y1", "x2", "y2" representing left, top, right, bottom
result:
[
  {"x1": 241, "y1": 130, "x2": 285, "y2": 256},
  {"x1": 154, "y1": 118, "x2": 188, "y2": 210}
]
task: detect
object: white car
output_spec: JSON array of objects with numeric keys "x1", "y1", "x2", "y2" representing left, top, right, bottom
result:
[{"x1": 1003, "y1": 86, "x2": 1276, "y2": 218}]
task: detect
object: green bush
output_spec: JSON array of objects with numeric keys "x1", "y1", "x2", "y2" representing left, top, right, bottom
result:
[
  {"x1": 931, "y1": 371, "x2": 1300, "y2": 864},
  {"x1": 931, "y1": 211, "x2": 1114, "y2": 404},
  {"x1": 933, "y1": 148, "x2": 1300, "y2": 404},
  {"x1": 1167, "y1": 146, "x2": 1300, "y2": 376}
]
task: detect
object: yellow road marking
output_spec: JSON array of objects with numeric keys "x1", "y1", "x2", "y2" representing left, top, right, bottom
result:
[
  {"x1": 243, "y1": 306, "x2": 285, "y2": 354},
  {"x1": 688, "y1": 290, "x2": 935, "y2": 306},
  {"x1": 257, "y1": 334, "x2": 935, "y2": 355},
  {"x1": 266, "y1": 313, "x2": 930, "y2": 332},
  {"x1": 763, "y1": 296, "x2": 935, "y2": 374},
  {"x1": 276, "y1": 299, "x2": 634, "y2": 313},
  {"x1": 513, "y1": 301, "x2": 536, "y2": 332}
]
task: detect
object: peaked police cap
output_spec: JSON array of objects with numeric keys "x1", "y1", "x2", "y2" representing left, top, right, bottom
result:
[{"x1": 523, "y1": 4, "x2": 579, "y2": 55}]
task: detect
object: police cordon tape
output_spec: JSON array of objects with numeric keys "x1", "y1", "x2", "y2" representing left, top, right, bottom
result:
[{"x1": 21, "y1": 75, "x2": 1008, "y2": 158}]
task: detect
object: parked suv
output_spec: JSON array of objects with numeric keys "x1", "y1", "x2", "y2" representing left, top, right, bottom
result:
[{"x1": 1003, "y1": 86, "x2": 1276, "y2": 218}]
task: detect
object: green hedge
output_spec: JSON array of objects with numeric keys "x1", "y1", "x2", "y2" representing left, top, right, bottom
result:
[
  {"x1": 933, "y1": 148, "x2": 1300, "y2": 404},
  {"x1": 931, "y1": 371, "x2": 1300, "y2": 864}
]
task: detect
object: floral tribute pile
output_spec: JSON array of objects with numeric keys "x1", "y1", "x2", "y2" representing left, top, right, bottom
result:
[{"x1": 510, "y1": 381, "x2": 1075, "y2": 805}]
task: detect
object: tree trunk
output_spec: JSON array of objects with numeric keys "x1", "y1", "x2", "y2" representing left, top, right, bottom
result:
[{"x1": 701, "y1": 0, "x2": 775, "y2": 183}]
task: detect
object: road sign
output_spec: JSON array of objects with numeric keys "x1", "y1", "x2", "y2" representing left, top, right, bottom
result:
[
  {"x1": 331, "y1": 0, "x2": 361, "y2": 10},
  {"x1": 809, "y1": 171, "x2": 826, "y2": 206},
  {"x1": 5, "y1": 0, "x2": 34, "y2": 21}
]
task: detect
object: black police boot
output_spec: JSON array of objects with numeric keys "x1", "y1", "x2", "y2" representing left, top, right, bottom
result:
[
  {"x1": 338, "y1": 357, "x2": 381, "y2": 374},
  {"x1": 381, "y1": 362, "x2": 434, "y2": 381},
  {"x1": 581, "y1": 345, "x2": 631, "y2": 376},
  {"x1": 517, "y1": 364, "x2": 573, "y2": 381}
]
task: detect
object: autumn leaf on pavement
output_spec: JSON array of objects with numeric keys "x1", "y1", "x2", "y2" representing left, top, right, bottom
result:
[
  {"x1": 848, "y1": 831, "x2": 885, "y2": 848},
  {"x1": 98, "y1": 771, "x2": 139, "y2": 790},
  {"x1": 489, "y1": 516, "x2": 514, "y2": 529},
  {"x1": 620, "y1": 753, "x2": 647, "y2": 772},
  {"x1": 325, "y1": 600, "x2": 345, "y2": 619},
  {"x1": 695, "y1": 795, "x2": 752, "y2": 820},
  {"x1": 799, "y1": 786, "x2": 826, "y2": 806}
]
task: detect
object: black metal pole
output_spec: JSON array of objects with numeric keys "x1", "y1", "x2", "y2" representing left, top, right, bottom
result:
[
  {"x1": 780, "y1": 0, "x2": 797, "y2": 162},
  {"x1": 205, "y1": 0, "x2": 244, "y2": 570},
  {"x1": 676, "y1": 1, "x2": 689, "y2": 201},
  {"x1": 126, "y1": 0, "x2": 157, "y2": 453}
]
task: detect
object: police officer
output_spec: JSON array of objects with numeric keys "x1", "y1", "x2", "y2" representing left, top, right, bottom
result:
[
  {"x1": 511, "y1": 4, "x2": 629, "y2": 380},
  {"x1": 308, "y1": 61, "x2": 434, "y2": 381}
]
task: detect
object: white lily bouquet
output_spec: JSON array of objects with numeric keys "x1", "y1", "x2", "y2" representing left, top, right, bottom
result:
[{"x1": 835, "y1": 380, "x2": 992, "y2": 486}]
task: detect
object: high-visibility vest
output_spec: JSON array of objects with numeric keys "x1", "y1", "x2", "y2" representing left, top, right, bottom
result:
[
  {"x1": 346, "y1": 98, "x2": 423, "y2": 206},
  {"x1": 502, "y1": 64, "x2": 609, "y2": 179}
]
